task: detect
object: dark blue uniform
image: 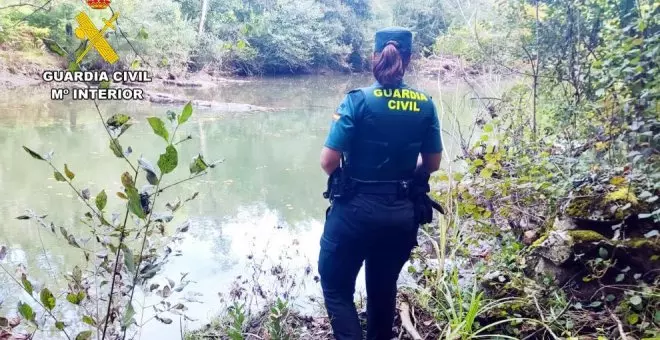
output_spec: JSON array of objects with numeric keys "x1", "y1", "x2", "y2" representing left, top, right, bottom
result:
[{"x1": 320, "y1": 81, "x2": 442, "y2": 339}]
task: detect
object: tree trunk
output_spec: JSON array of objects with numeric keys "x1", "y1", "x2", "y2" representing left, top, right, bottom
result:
[{"x1": 198, "y1": 0, "x2": 209, "y2": 35}]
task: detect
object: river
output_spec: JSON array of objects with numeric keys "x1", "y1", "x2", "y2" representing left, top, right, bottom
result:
[{"x1": 0, "y1": 73, "x2": 507, "y2": 339}]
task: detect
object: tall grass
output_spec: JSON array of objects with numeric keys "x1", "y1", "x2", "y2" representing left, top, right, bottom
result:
[{"x1": 409, "y1": 73, "x2": 561, "y2": 340}]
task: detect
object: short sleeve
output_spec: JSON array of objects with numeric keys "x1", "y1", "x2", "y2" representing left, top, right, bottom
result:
[
  {"x1": 324, "y1": 93, "x2": 357, "y2": 152},
  {"x1": 420, "y1": 101, "x2": 443, "y2": 153}
]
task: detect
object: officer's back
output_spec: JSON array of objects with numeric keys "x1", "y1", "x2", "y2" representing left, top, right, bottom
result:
[{"x1": 318, "y1": 26, "x2": 442, "y2": 340}]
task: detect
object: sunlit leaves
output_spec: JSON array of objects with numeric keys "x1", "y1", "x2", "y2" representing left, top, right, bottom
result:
[
  {"x1": 107, "y1": 114, "x2": 132, "y2": 138},
  {"x1": 75, "y1": 331, "x2": 93, "y2": 340},
  {"x1": 189, "y1": 155, "x2": 208, "y2": 175},
  {"x1": 56, "y1": 321, "x2": 65, "y2": 330},
  {"x1": 179, "y1": 102, "x2": 193, "y2": 125},
  {"x1": 158, "y1": 145, "x2": 178, "y2": 175},
  {"x1": 40, "y1": 288, "x2": 56, "y2": 311},
  {"x1": 17, "y1": 302, "x2": 35, "y2": 323},
  {"x1": 21, "y1": 274, "x2": 33, "y2": 296},
  {"x1": 67, "y1": 291, "x2": 86, "y2": 305},
  {"x1": 82, "y1": 315, "x2": 95, "y2": 326},
  {"x1": 64, "y1": 164, "x2": 75, "y2": 180},
  {"x1": 147, "y1": 117, "x2": 169, "y2": 143},
  {"x1": 96, "y1": 190, "x2": 107, "y2": 211}
]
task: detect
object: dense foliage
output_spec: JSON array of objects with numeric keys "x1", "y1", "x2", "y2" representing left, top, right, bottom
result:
[{"x1": 0, "y1": 0, "x2": 455, "y2": 75}]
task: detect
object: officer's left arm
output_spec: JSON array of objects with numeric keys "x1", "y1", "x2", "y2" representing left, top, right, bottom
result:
[{"x1": 321, "y1": 93, "x2": 358, "y2": 175}]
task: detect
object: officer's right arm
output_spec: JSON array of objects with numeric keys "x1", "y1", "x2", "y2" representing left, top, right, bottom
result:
[
  {"x1": 321, "y1": 94, "x2": 357, "y2": 175},
  {"x1": 418, "y1": 101, "x2": 443, "y2": 173}
]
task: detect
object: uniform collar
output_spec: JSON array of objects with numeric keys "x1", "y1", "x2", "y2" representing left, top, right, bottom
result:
[{"x1": 372, "y1": 80, "x2": 407, "y2": 88}]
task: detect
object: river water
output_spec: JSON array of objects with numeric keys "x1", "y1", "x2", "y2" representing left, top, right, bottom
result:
[{"x1": 0, "y1": 73, "x2": 506, "y2": 339}]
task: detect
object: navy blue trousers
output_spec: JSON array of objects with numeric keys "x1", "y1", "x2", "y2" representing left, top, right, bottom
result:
[{"x1": 318, "y1": 194, "x2": 418, "y2": 340}]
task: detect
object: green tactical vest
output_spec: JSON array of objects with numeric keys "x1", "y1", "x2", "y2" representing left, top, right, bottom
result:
[{"x1": 345, "y1": 83, "x2": 436, "y2": 182}]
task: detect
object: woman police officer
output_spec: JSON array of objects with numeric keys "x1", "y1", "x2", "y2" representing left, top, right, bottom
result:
[{"x1": 318, "y1": 27, "x2": 443, "y2": 339}]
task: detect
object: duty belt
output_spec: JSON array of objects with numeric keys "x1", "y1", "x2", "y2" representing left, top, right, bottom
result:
[{"x1": 352, "y1": 180, "x2": 412, "y2": 197}]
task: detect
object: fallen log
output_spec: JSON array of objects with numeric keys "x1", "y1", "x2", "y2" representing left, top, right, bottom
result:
[{"x1": 143, "y1": 91, "x2": 277, "y2": 112}]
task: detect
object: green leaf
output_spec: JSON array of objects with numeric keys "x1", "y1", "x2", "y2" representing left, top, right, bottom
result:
[
  {"x1": 75, "y1": 331, "x2": 93, "y2": 340},
  {"x1": 82, "y1": 315, "x2": 95, "y2": 326},
  {"x1": 96, "y1": 190, "x2": 107, "y2": 211},
  {"x1": 99, "y1": 81, "x2": 111, "y2": 89},
  {"x1": 107, "y1": 114, "x2": 131, "y2": 128},
  {"x1": 122, "y1": 303, "x2": 136, "y2": 329},
  {"x1": 17, "y1": 302, "x2": 35, "y2": 323},
  {"x1": 629, "y1": 295, "x2": 642, "y2": 306},
  {"x1": 64, "y1": 164, "x2": 75, "y2": 180},
  {"x1": 483, "y1": 124, "x2": 493, "y2": 133},
  {"x1": 189, "y1": 155, "x2": 208, "y2": 175},
  {"x1": 131, "y1": 59, "x2": 141, "y2": 70},
  {"x1": 126, "y1": 187, "x2": 145, "y2": 219},
  {"x1": 123, "y1": 246, "x2": 136, "y2": 274},
  {"x1": 158, "y1": 145, "x2": 178, "y2": 175},
  {"x1": 179, "y1": 102, "x2": 193, "y2": 125},
  {"x1": 654, "y1": 311, "x2": 660, "y2": 323},
  {"x1": 42, "y1": 38, "x2": 67, "y2": 57},
  {"x1": 616, "y1": 273, "x2": 625, "y2": 282},
  {"x1": 479, "y1": 168, "x2": 493, "y2": 179},
  {"x1": 147, "y1": 117, "x2": 169, "y2": 142},
  {"x1": 40, "y1": 288, "x2": 56, "y2": 311},
  {"x1": 598, "y1": 247, "x2": 609, "y2": 259},
  {"x1": 627, "y1": 313, "x2": 639, "y2": 325},
  {"x1": 21, "y1": 274, "x2": 33, "y2": 295},
  {"x1": 137, "y1": 27, "x2": 149, "y2": 40},
  {"x1": 68, "y1": 61, "x2": 80, "y2": 72},
  {"x1": 55, "y1": 321, "x2": 65, "y2": 330},
  {"x1": 589, "y1": 301, "x2": 602, "y2": 308},
  {"x1": 66, "y1": 292, "x2": 86, "y2": 305},
  {"x1": 54, "y1": 171, "x2": 67, "y2": 182},
  {"x1": 23, "y1": 146, "x2": 44, "y2": 161},
  {"x1": 110, "y1": 139, "x2": 123, "y2": 158}
]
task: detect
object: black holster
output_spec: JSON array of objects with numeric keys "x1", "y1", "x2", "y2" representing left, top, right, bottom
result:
[
  {"x1": 410, "y1": 169, "x2": 443, "y2": 225},
  {"x1": 323, "y1": 167, "x2": 354, "y2": 204}
]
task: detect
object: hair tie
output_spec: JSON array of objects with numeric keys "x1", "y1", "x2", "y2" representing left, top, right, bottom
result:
[{"x1": 385, "y1": 40, "x2": 399, "y2": 48}]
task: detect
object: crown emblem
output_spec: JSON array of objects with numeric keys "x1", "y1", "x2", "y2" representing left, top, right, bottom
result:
[{"x1": 86, "y1": 0, "x2": 111, "y2": 9}]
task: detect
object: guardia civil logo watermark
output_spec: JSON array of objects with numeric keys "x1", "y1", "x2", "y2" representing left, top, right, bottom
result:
[{"x1": 44, "y1": 0, "x2": 152, "y2": 101}]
